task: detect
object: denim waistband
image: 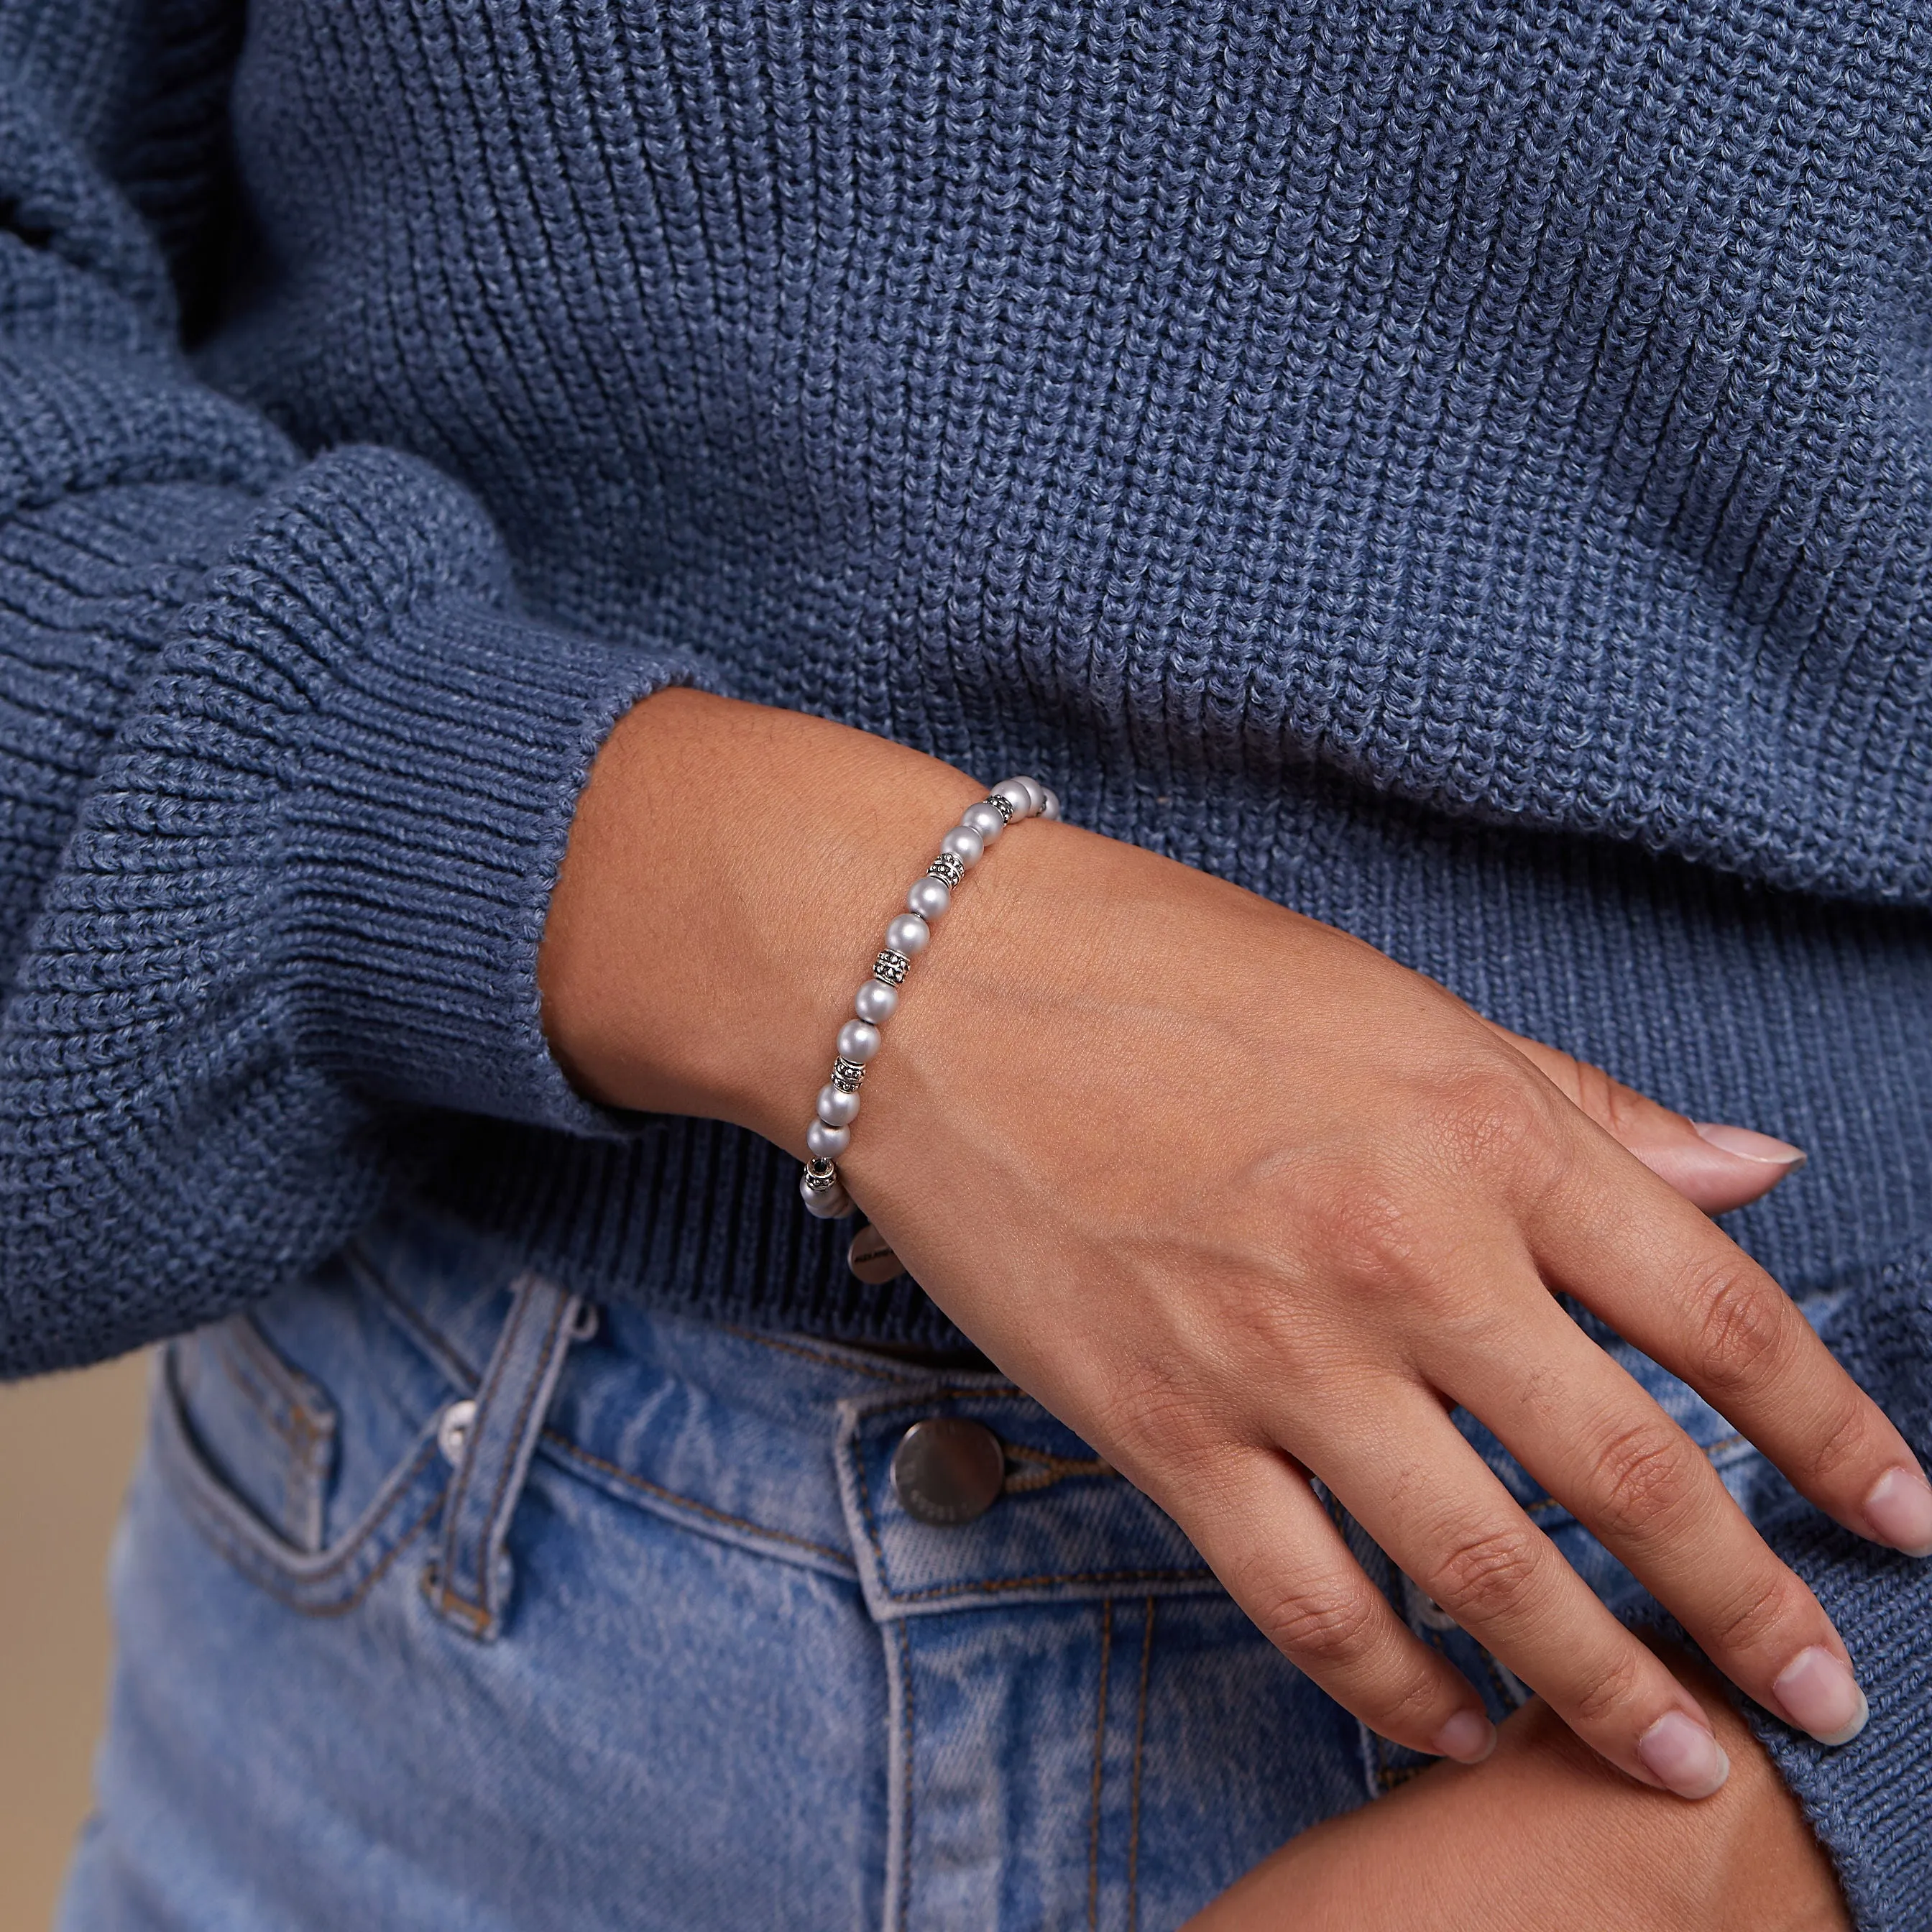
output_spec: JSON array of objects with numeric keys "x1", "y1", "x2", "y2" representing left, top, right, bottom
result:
[{"x1": 324, "y1": 1201, "x2": 1221, "y2": 1619}]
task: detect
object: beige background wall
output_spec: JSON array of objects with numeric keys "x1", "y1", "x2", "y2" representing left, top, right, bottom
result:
[{"x1": 1, "y1": 1355, "x2": 148, "y2": 1932}]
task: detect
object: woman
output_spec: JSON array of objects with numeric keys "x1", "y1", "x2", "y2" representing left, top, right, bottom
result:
[{"x1": 3, "y1": 0, "x2": 1927, "y2": 1924}]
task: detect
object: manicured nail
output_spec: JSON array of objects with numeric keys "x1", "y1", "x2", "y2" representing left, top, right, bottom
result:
[
  {"x1": 1637, "y1": 1710, "x2": 1731, "y2": 1798},
  {"x1": 1772, "y1": 1648, "x2": 1869, "y2": 1746},
  {"x1": 1863, "y1": 1466, "x2": 1932, "y2": 1558},
  {"x1": 1693, "y1": 1122, "x2": 1808, "y2": 1168},
  {"x1": 1432, "y1": 1709, "x2": 1496, "y2": 1763}
]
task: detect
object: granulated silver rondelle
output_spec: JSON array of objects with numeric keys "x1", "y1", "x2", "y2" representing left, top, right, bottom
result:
[
  {"x1": 927, "y1": 851, "x2": 966, "y2": 889},
  {"x1": 874, "y1": 949, "x2": 908, "y2": 985},
  {"x1": 832, "y1": 1057, "x2": 866, "y2": 1090}
]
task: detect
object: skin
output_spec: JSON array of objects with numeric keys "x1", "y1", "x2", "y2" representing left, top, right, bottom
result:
[
  {"x1": 540, "y1": 688, "x2": 1915, "y2": 1905},
  {"x1": 1188, "y1": 1641, "x2": 1848, "y2": 1930}
]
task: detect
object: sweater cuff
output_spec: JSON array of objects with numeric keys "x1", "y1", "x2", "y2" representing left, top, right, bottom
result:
[
  {"x1": 1741, "y1": 1253, "x2": 1932, "y2": 1929},
  {"x1": 129, "y1": 442, "x2": 713, "y2": 1139},
  {"x1": 281, "y1": 596, "x2": 686, "y2": 1136}
]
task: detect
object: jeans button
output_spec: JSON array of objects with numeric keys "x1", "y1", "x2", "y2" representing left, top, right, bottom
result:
[{"x1": 891, "y1": 1417, "x2": 1006, "y2": 1526}]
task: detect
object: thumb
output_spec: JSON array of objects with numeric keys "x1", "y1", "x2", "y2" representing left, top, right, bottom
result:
[{"x1": 1482, "y1": 1021, "x2": 1806, "y2": 1215}]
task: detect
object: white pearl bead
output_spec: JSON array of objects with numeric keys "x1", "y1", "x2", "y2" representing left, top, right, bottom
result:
[
  {"x1": 990, "y1": 778, "x2": 1034, "y2": 819},
  {"x1": 837, "y1": 1018, "x2": 882, "y2": 1063},
  {"x1": 801, "y1": 1174, "x2": 851, "y2": 1218},
  {"x1": 907, "y1": 876, "x2": 950, "y2": 921},
  {"x1": 886, "y1": 913, "x2": 931, "y2": 955},
  {"x1": 817, "y1": 1083, "x2": 860, "y2": 1127},
  {"x1": 1017, "y1": 776, "x2": 1048, "y2": 816},
  {"x1": 1039, "y1": 787, "x2": 1062, "y2": 822},
  {"x1": 855, "y1": 979, "x2": 898, "y2": 1024},
  {"x1": 806, "y1": 1118, "x2": 851, "y2": 1159},
  {"x1": 941, "y1": 824, "x2": 985, "y2": 868},
  {"x1": 960, "y1": 802, "x2": 1004, "y2": 844}
]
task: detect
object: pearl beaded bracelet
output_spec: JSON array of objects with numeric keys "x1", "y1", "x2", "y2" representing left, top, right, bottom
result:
[{"x1": 799, "y1": 775, "x2": 1060, "y2": 1243}]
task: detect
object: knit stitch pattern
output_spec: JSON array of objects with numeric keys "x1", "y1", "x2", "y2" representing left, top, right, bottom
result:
[{"x1": 1, "y1": 1, "x2": 1931, "y2": 1911}]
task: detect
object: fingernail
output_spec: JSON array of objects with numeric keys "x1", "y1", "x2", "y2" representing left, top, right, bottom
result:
[
  {"x1": 1432, "y1": 1709, "x2": 1496, "y2": 1763},
  {"x1": 1693, "y1": 1122, "x2": 1808, "y2": 1168},
  {"x1": 1863, "y1": 1466, "x2": 1932, "y2": 1558},
  {"x1": 1637, "y1": 1710, "x2": 1731, "y2": 1798},
  {"x1": 1772, "y1": 1647, "x2": 1869, "y2": 1746}
]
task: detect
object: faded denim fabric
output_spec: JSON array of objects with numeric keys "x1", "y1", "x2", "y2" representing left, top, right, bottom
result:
[{"x1": 61, "y1": 1202, "x2": 1771, "y2": 1931}]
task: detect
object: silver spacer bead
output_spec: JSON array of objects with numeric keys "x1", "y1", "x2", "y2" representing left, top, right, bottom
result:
[
  {"x1": 832, "y1": 1057, "x2": 867, "y2": 1092},
  {"x1": 985, "y1": 791, "x2": 1016, "y2": 825},
  {"x1": 801, "y1": 1156, "x2": 840, "y2": 1193},
  {"x1": 927, "y1": 850, "x2": 966, "y2": 890},
  {"x1": 874, "y1": 949, "x2": 908, "y2": 986}
]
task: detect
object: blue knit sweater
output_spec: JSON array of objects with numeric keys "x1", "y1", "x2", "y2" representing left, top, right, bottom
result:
[{"x1": 2, "y1": 0, "x2": 1929, "y2": 1913}]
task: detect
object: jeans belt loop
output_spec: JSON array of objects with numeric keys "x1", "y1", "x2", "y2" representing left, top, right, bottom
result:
[{"x1": 426, "y1": 1270, "x2": 584, "y2": 1640}]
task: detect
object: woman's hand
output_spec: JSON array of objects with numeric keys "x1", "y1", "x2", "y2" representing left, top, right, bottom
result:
[
  {"x1": 1187, "y1": 1642, "x2": 1851, "y2": 1932},
  {"x1": 541, "y1": 690, "x2": 1932, "y2": 1794}
]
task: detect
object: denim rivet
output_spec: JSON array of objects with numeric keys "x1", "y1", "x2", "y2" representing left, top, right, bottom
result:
[
  {"x1": 436, "y1": 1398, "x2": 477, "y2": 1466},
  {"x1": 890, "y1": 1417, "x2": 1005, "y2": 1526}
]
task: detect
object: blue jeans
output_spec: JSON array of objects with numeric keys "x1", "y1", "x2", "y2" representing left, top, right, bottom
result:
[{"x1": 61, "y1": 1202, "x2": 1768, "y2": 1930}]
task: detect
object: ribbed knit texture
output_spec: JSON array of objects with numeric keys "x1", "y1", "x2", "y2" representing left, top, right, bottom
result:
[{"x1": 1, "y1": 0, "x2": 1930, "y2": 1910}]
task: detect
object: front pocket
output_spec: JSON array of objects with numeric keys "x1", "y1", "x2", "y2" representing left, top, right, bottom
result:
[
  {"x1": 153, "y1": 1329, "x2": 451, "y2": 1618},
  {"x1": 167, "y1": 1315, "x2": 339, "y2": 1552}
]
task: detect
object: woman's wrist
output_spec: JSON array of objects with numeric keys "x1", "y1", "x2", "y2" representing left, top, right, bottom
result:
[
  {"x1": 537, "y1": 687, "x2": 985, "y2": 1141},
  {"x1": 797, "y1": 775, "x2": 1062, "y2": 1222}
]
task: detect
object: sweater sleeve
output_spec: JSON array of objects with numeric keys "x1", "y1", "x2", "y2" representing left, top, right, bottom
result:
[
  {"x1": 1739, "y1": 1251, "x2": 1932, "y2": 1929},
  {"x1": 0, "y1": 10, "x2": 694, "y2": 1376}
]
